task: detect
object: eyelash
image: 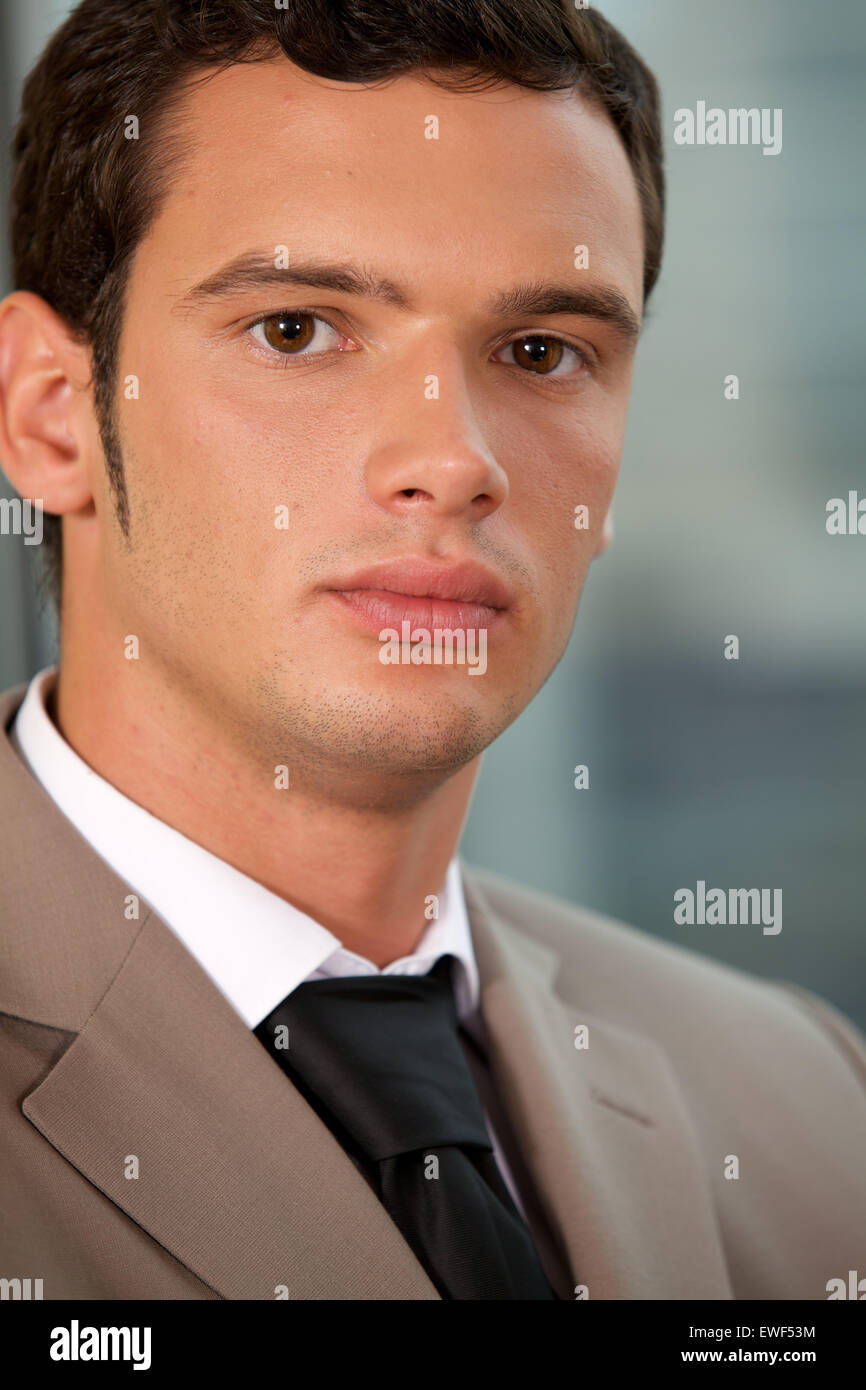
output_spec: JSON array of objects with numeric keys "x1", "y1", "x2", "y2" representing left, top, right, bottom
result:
[{"x1": 244, "y1": 309, "x2": 595, "y2": 384}]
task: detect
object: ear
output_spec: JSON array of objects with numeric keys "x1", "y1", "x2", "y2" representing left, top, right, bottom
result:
[
  {"x1": 593, "y1": 505, "x2": 614, "y2": 558},
  {"x1": 0, "y1": 291, "x2": 97, "y2": 518}
]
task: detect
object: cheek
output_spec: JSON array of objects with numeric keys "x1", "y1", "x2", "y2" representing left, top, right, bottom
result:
[
  {"x1": 519, "y1": 423, "x2": 623, "y2": 613},
  {"x1": 502, "y1": 410, "x2": 623, "y2": 539},
  {"x1": 123, "y1": 387, "x2": 272, "y2": 542},
  {"x1": 170, "y1": 374, "x2": 347, "y2": 513}
]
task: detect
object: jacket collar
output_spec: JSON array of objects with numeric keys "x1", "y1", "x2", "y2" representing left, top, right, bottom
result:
[
  {"x1": 1, "y1": 683, "x2": 731, "y2": 1299},
  {"x1": 463, "y1": 873, "x2": 732, "y2": 1298}
]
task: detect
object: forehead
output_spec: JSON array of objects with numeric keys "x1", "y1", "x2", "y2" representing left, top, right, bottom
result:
[{"x1": 140, "y1": 56, "x2": 644, "y2": 312}]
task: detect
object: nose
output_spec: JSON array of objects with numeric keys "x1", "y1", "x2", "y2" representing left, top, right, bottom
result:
[{"x1": 363, "y1": 353, "x2": 509, "y2": 522}]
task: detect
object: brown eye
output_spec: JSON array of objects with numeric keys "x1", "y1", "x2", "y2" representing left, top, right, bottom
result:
[
  {"x1": 510, "y1": 336, "x2": 564, "y2": 374},
  {"x1": 262, "y1": 311, "x2": 316, "y2": 353}
]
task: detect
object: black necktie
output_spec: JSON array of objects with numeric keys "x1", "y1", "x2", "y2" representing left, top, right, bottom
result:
[{"x1": 254, "y1": 953, "x2": 556, "y2": 1299}]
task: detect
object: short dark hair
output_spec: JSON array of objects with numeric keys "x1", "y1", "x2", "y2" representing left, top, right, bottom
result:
[{"x1": 8, "y1": 0, "x2": 665, "y2": 608}]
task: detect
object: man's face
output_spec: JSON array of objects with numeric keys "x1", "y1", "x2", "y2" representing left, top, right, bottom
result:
[{"x1": 100, "y1": 57, "x2": 643, "y2": 792}]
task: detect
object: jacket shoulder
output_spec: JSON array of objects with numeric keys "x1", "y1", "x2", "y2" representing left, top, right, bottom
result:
[{"x1": 460, "y1": 860, "x2": 866, "y2": 1086}]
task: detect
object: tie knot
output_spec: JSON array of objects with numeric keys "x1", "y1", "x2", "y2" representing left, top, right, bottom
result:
[{"x1": 256, "y1": 955, "x2": 492, "y2": 1161}]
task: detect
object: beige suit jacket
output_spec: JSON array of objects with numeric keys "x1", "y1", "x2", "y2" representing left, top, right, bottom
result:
[{"x1": 1, "y1": 683, "x2": 865, "y2": 1300}]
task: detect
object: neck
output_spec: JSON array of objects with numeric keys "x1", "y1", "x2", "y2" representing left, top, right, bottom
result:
[{"x1": 53, "y1": 650, "x2": 479, "y2": 968}]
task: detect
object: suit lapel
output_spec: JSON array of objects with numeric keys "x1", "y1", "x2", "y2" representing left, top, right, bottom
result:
[
  {"x1": 463, "y1": 868, "x2": 733, "y2": 1299},
  {"x1": 0, "y1": 683, "x2": 435, "y2": 1298},
  {"x1": 22, "y1": 866, "x2": 731, "y2": 1304},
  {"x1": 22, "y1": 908, "x2": 440, "y2": 1300}
]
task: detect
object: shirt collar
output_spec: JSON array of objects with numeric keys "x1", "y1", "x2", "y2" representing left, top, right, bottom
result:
[
  {"x1": 11, "y1": 667, "x2": 480, "y2": 1030},
  {"x1": 312, "y1": 859, "x2": 479, "y2": 1022}
]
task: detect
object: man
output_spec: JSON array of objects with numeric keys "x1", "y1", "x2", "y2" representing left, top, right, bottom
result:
[{"x1": 0, "y1": 0, "x2": 863, "y2": 1302}]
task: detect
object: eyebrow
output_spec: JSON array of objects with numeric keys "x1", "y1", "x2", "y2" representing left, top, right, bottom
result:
[{"x1": 175, "y1": 253, "x2": 642, "y2": 343}]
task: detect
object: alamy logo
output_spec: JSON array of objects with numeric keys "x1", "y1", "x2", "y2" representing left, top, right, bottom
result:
[
  {"x1": 378, "y1": 621, "x2": 487, "y2": 675},
  {"x1": 826, "y1": 1270, "x2": 866, "y2": 1299},
  {"x1": 826, "y1": 491, "x2": 866, "y2": 535},
  {"x1": 674, "y1": 880, "x2": 782, "y2": 935},
  {"x1": 50, "y1": 1321, "x2": 152, "y2": 1371},
  {"x1": 0, "y1": 496, "x2": 43, "y2": 545},
  {"x1": 674, "y1": 102, "x2": 782, "y2": 156},
  {"x1": 0, "y1": 1276, "x2": 43, "y2": 1299}
]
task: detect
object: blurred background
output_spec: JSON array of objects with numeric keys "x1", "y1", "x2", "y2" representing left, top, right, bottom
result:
[{"x1": 1, "y1": 1, "x2": 864, "y2": 1027}]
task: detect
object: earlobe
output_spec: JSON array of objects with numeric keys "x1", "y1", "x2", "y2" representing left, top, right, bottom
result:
[
  {"x1": 593, "y1": 506, "x2": 614, "y2": 558},
  {"x1": 0, "y1": 290, "x2": 95, "y2": 516}
]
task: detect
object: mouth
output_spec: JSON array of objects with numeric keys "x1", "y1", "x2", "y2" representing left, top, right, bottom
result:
[{"x1": 323, "y1": 557, "x2": 513, "y2": 637}]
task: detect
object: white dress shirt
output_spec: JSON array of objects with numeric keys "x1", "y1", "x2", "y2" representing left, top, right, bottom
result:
[{"x1": 10, "y1": 667, "x2": 527, "y2": 1221}]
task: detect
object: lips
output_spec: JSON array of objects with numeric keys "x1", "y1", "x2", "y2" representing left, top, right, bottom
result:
[
  {"x1": 326, "y1": 557, "x2": 513, "y2": 608},
  {"x1": 323, "y1": 557, "x2": 513, "y2": 635}
]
